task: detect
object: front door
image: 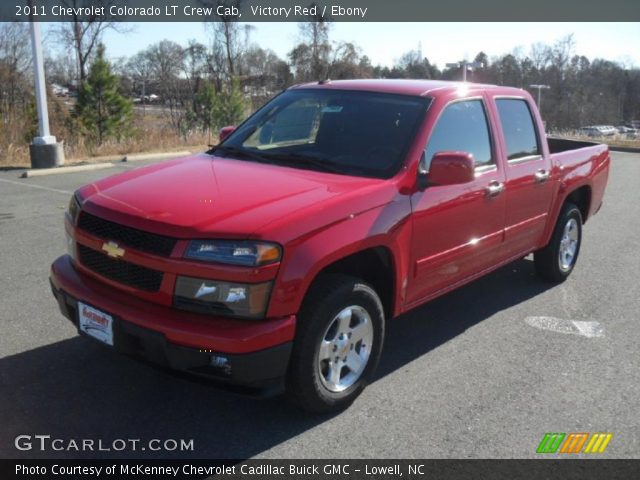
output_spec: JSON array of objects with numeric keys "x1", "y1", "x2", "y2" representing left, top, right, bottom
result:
[{"x1": 406, "y1": 98, "x2": 506, "y2": 307}]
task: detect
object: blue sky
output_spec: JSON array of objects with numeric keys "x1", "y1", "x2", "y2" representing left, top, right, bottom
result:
[{"x1": 46, "y1": 22, "x2": 640, "y2": 68}]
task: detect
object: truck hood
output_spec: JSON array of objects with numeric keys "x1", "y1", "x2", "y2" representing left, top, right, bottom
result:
[{"x1": 78, "y1": 154, "x2": 397, "y2": 241}]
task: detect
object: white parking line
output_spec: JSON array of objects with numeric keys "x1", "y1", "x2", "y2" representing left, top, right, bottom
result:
[
  {"x1": 525, "y1": 316, "x2": 605, "y2": 338},
  {"x1": 0, "y1": 178, "x2": 72, "y2": 195}
]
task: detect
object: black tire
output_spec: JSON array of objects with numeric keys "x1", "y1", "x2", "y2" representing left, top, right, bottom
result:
[
  {"x1": 534, "y1": 202, "x2": 583, "y2": 283},
  {"x1": 286, "y1": 274, "x2": 385, "y2": 413}
]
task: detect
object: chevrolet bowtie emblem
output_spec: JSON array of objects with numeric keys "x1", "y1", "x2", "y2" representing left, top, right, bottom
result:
[{"x1": 102, "y1": 241, "x2": 125, "y2": 258}]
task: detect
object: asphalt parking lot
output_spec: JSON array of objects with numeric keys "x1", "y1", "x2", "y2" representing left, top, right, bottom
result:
[{"x1": 1, "y1": 152, "x2": 638, "y2": 459}]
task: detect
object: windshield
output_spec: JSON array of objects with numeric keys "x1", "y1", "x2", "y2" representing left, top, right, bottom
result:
[{"x1": 211, "y1": 89, "x2": 429, "y2": 178}]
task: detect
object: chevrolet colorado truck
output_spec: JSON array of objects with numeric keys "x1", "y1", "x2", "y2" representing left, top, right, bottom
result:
[{"x1": 50, "y1": 80, "x2": 610, "y2": 412}]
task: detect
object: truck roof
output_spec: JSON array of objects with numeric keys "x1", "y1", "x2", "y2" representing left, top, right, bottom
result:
[{"x1": 291, "y1": 79, "x2": 524, "y2": 98}]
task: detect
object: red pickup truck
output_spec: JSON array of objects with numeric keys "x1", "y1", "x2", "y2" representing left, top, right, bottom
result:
[{"x1": 51, "y1": 80, "x2": 609, "y2": 412}]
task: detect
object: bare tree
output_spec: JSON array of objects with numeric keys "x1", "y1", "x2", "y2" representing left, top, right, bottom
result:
[
  {"x1": 0, "y1": 23, "x2": 32, "y2": 112},
  {"x1": 45, "y1": 52, "x2": 77, "y2": 86},
  {"x1": 54, "y1": 0, "x2": 129, "y2": 82},
  {"x1": 183, "y1": 41, "x2": 208, "y2": 91},
  {"x1": 292, "y1": 13, "x2": 332, "y2": 81},
  {"x1": 0, "y1": 23, "x2": 35, "y2": 158},
  {"x1": 241, "y1": 46, "x2": 292, "y2": 105},
  {"x1": 202, "y1": 1, "x2": 252, "y2": 79},
  {"x1": 126, "y1": 50, "x2": 153, "y2": 109},
  {"x1": 530, "y1": 42, "x2": 551, "y2": 71},
  {"x1": 126, "y1": 51, "x2": 152, "y2": 85},
  {"x1": 549, "y1": 34, "x2": 576, "y2": 74},
  {"x1": 393, "y1": 45, "x2": 438, "y2": 79},
  {"x1": 144, "y1": 40, "x2": 187, "y2": 130},
  {"x1": 0, "y1": 23, "x2": 31, "y2": 74}
]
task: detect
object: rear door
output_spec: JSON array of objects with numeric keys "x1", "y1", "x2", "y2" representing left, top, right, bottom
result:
[
  {"x1": 406, "y1": 96, "x2": 507, "y2": 306},
  {"x1": 491, "y1": 97, "x2": 554, "y2": 256}
]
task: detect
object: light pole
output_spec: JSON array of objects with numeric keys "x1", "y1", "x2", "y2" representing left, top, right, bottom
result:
[
  {"x1": 529, "y1": 84, "x2": 550, "y2": 113},
  {"x1": 446, "y1": 60, "x2": 484, "y2": 82},
  {"x1": 29, "y1": 21, "x2": 54, "y2": 145},
  {"x1": 28, "y1": 19, "x2": 65, "y2": 168}
]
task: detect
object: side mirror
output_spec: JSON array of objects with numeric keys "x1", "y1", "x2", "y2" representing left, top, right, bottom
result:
[
  {"x1": 418, "y1": 151, "x2": 475, "y2": 190},
  {"x1": 219, "y1": 126, "x2": 236, "y2": 142}
]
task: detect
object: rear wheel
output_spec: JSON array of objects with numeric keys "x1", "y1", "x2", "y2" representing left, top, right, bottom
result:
[
  {"x1": 534, "y1": 202, "x2": 582, "y2": 282},
  {"x1": 286, "y1": 274, "x2": 385, "y2": 413}
]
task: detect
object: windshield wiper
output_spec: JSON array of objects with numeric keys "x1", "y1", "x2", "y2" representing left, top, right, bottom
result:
[
  {"x1": 210, "y1": 145, "x2": 273, "y2": 164},
  {"x1": 260, "y1": 152, "x2": 343, "y2": 174}
]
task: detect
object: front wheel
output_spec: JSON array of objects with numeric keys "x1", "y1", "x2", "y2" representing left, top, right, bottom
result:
[
  {"x1": 534, "y1": 202, "x2": 583, "y2": 282},
  {"x1": 286, "y1": 274, "x2": 385, "y2": 413}
]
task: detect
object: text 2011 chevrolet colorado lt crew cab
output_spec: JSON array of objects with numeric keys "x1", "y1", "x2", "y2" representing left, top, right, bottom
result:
[{"x1": 51, "y1": 80, "x2": 610, "y2": 412}]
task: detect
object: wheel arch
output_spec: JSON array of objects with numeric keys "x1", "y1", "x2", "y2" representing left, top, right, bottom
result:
[
  {"x1": 564, "y1": 185, "x2": 592, "y2": 224},
  {"x1": 541, "y1": 182, "x2": 592, "y2": 248},
  {"x1": 310, "y1": 246, "x2": 396, "y2": 320}
]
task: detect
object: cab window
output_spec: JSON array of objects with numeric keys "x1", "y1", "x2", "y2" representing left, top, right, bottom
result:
[
  {"x1": 425, "y1": 99, "x2": 493, "y2": 169},
  {"x1": 495, "y1": 99, "x2": 541, "y2": 161}
]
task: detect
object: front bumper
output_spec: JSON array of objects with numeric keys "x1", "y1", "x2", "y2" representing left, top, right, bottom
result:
[{"x1": 50, "y1": 255, "x2": 295, "y2": 393}]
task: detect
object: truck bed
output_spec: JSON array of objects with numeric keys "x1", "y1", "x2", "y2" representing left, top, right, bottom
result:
[
  {"x1": 546, "y1": 136, "x2": 610, "y2": 223},
  {"x1": 547, "y1": 136, "x2": 601, "y2": 154}
]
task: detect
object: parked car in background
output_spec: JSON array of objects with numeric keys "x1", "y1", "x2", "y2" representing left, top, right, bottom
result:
[
  {"x1": 616, "y1": 125, "x2": 638, "y2": 138},
  {"x1": 133, "y1": 94, "x2": 161, "y2": 104},
  {"x1": 51, "y1": 80, "x2": 610, "y2": 412},
  {"x1": 51, "y1": 83, "x2": 69, "y2": 97},
  {"x1": 598, "y1": 125, "x2": 617, "y2": 136},
  {"x1": 579, "y1": 125, "x2": 616, "y2": 137},
  {"x1": 579, "y1": 126, "x2": 601, "y2": 137}
]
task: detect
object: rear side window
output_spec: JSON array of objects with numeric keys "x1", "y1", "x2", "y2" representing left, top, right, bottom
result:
[
  {"x1": 425, "y1": 100, "x2": 493, "y2": 168},
  {"x1": 495, "y1": 99, "x2": 541, "y2": 160}
]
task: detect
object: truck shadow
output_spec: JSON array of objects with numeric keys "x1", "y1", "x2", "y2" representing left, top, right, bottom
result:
[
  {"x1": 377, "y1": 257, "x2": 553, "y2": 378},
  {"x1": 1, "y1": 259, "x2": 551, "y2": 459}
]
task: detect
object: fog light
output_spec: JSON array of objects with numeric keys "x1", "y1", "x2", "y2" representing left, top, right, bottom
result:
[{"x1": 210, "y1": 355, "x2": 231, "y2": 375}]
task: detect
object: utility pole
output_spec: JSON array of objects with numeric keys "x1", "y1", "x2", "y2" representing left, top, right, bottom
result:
[
  {"x1": 29, "y1": 19, "x2": 65, "y2": 168},
  {"x1": 446, "y1": 60, "x2": 484, "y2": 82},
  {"x1": 530, "y1": 84, "x2": 550, "y2": 113}
]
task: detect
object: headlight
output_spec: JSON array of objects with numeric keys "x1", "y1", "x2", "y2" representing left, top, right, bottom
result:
[
  {"x1": 174, "y1": 276, "x2": 272, "y2": 319},
  {"x1": 67, "y1": 194, "x2": 81, "y2": 224},
  {"x1": 184, "y1": 240, "x2": 281, "y2": 267}
]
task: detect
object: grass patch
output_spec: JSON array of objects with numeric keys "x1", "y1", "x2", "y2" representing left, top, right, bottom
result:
[{"x1": 0, "y1": 108, "x2": 213, "y2": 168}]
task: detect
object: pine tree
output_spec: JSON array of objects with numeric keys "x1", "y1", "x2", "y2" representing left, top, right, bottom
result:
[
  {"x1": 193, "y1": 83, "x2": 217, "y2": 134},
  {"x1": 213, "y1": 77, "x2": 247, "y2": 129},
  {"x1": 76, "y1": 44, "x2": 132, "y2": 145}
]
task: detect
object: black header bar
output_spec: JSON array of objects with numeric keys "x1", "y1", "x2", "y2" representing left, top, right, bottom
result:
[
  {"x1": 2, "y1": 0, "x2": 640, "y2": 22},
  {"x1": 3, "y1": 459, "x2": 640, "y2": 480}
]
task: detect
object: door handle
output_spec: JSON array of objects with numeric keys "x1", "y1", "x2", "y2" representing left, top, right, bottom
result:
[
  {"x1": 486, "y1": 181, "x2": 504, "y2": 197},
  {"x1": 535, "y1": 169, "x2": 550, "y2": 183}
]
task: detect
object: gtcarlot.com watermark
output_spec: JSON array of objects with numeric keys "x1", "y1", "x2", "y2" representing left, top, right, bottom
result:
[{"x1": 15, "y1": 435, "x2": 194, "y2": 452}]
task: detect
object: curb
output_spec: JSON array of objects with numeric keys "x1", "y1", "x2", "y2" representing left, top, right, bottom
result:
[
  {"x1": 70, "y1": 150, "x2": 193, "y2": 164},
  {"x1": 609, "y1": 146, "x2": 640, "y2": 154},
  {"x1": 18, "y1": 151, "x2": 194, "y2": 178},
  {"x1": 122, "y1": 151, "x2": 192, "y2": 162},
  {"x1": 21, "y1": 163, "x2": 114, "y2": 178}
]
